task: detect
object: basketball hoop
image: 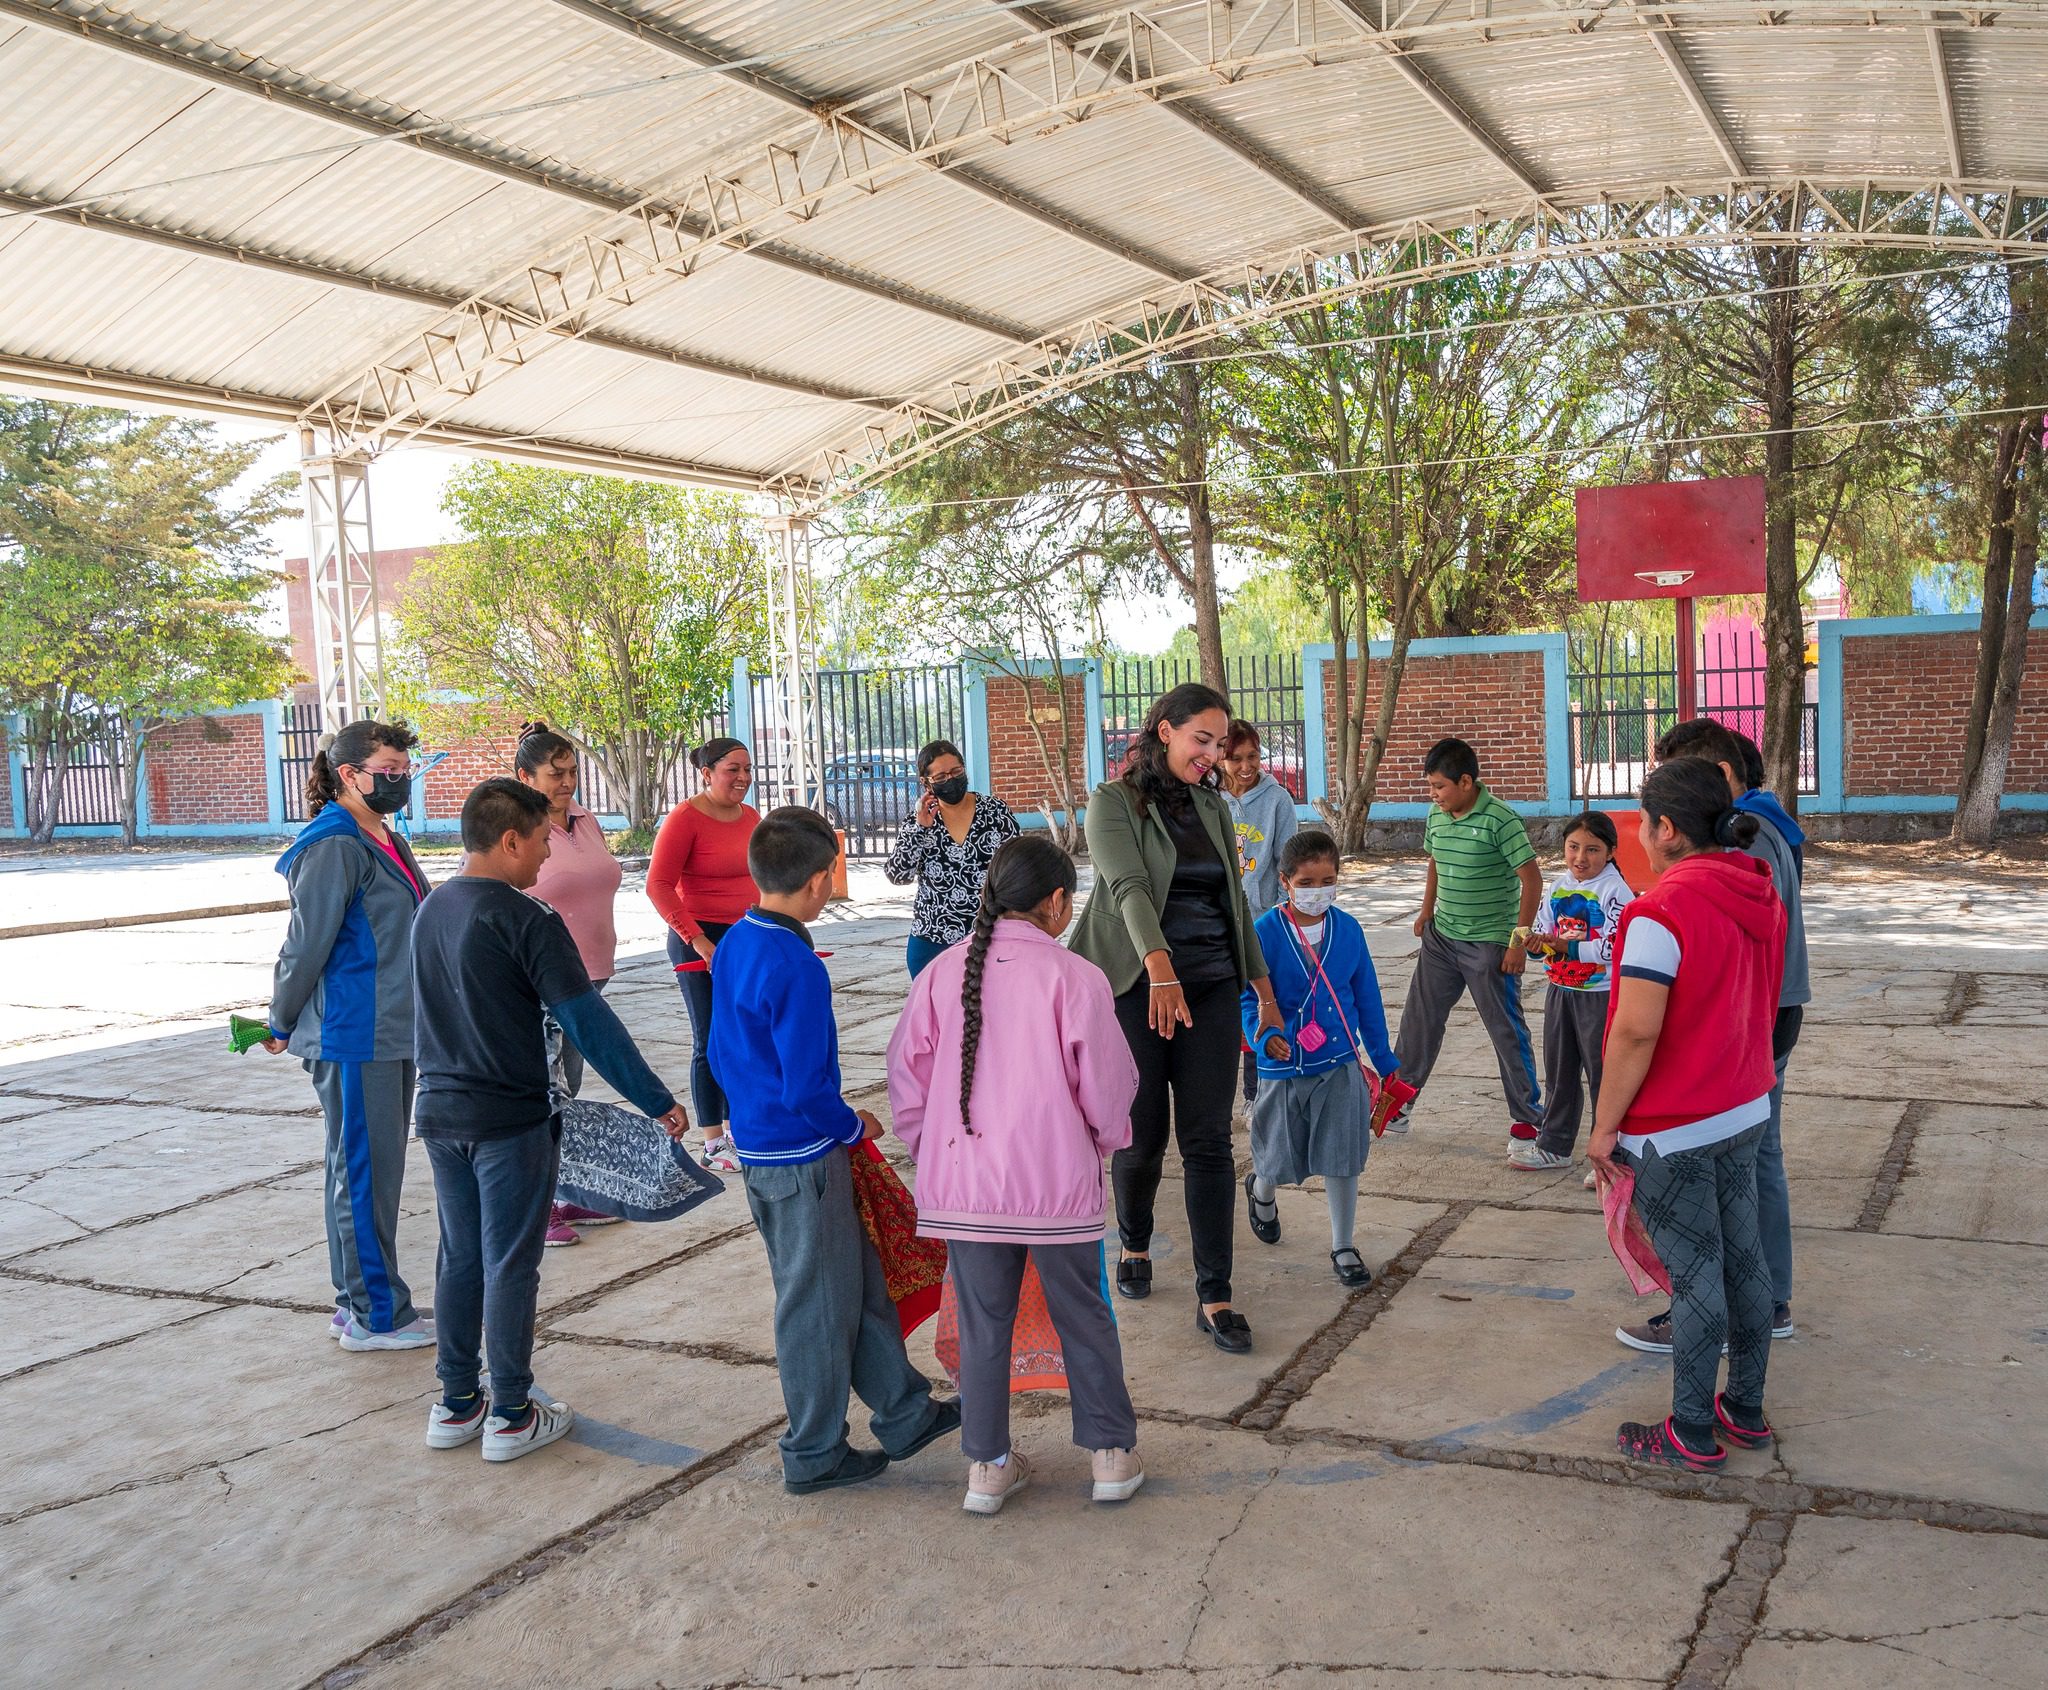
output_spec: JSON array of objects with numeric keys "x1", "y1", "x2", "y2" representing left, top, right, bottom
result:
[{"x1": 1633, "y1": 569, "x2": 1695, "y2": 588}]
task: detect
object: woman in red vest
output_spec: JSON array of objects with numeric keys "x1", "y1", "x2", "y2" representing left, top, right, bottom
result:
[{"x1": 1588, "y1": 758, "x2": 1786, "y2": 1473}]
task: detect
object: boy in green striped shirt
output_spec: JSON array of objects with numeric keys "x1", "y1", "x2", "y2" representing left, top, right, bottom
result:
[{"x1": 1390, "y1": 738, "x2": 1544, "y2": 1139}]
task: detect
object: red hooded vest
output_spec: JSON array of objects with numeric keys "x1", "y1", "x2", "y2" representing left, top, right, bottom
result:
[{"x1": 1604, "y1": 850, "x2": 1786, "y2": 1138}]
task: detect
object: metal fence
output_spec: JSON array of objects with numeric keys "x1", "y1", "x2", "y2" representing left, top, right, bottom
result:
[
  {"x1": 26, "y1": 722, "x2": 129, "y2": 828},
  {"x1": 278, "y1": 702, "x2": 323, "y2": 822},
  {"x1": 1099, "y1": 655, "x2": 1307, "y2": 799},
  {"x1": 1568, "y1": 633, "x2": 1817, "y2": 799}
]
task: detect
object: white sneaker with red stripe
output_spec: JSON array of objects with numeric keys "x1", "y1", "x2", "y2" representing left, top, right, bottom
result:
[
  {"x1": 425, "y1": 1394, "x2": 490, "y2": 1450},
  {"x1": 482, "y1": 1398, "x2": 576, "y2": 1462}
]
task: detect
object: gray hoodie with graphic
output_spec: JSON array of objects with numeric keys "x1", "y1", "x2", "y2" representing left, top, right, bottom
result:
[{"x1": 1224, "y1": 771, "x2": 1300, "y2": 916}]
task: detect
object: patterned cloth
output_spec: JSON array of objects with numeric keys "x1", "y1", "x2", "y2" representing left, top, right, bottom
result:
[
  {"x1": 933, "y1": 1255, "x2": 1073, "y2": 1394},
  {"x1": 882, "y1": 795, "x2": 1019, "y2": 944},
  {"x1": 850, "y1": 1140, "x2": 947, "y2": 1334},
  {"x1": 556, "y1": 1098, "x2": 726, "y2": 1222}
]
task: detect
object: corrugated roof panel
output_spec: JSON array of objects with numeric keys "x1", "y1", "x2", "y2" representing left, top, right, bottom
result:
[{"x1": 1941, "y1": 30, "x2": 2048, "y2": 183}]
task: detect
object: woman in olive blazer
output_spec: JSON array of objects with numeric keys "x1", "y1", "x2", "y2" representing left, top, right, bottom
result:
[{"x1": 1071, "y1": 683, "x2": 1285, "y2": 1353}]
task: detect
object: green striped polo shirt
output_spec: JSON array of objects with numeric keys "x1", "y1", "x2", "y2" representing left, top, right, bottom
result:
[{"x1": 1424, "y1": 786, "x2": 1535, "y2": 944}]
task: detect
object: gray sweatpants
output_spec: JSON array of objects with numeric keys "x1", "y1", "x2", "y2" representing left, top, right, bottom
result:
[
  {"x1": 741, "y1": 1148, "x2": 942, "y2": 1483},
  {"x1": 1393, "y1": 926, "x2": 1543, "y2": 1126},
  {"x1": 306, "y1": 1058, "x2": 418, "y2": 1334},
  {"x1": 948, "y1": 1240, "x2": 1138, "y2": 1464},
  {"x1": 1627, "y1": 1123, "x2": 1772, "y2": 1430},
  {"x1": 1535, "y1": 986, "x2": 1609, "y2": 1157}
]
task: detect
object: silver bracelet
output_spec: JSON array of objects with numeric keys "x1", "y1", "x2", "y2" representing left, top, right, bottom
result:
[{"x1": 1149, "y1": 978, "x2": 1181, "y2": 989}]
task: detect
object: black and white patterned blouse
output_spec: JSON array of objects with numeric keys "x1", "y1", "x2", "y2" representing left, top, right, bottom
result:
[{"x1": 883, "y1": 794, "x2": 1020, "y2": 944}]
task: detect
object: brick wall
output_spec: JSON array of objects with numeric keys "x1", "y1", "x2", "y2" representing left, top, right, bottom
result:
[
  {"x1": 982, "y1": 672, "x2": 1090, "y2": 817},
  {"x1": 146, "y1": 713, "x2": 270, "y2": 825},
  {"x1": 1321, "y1": 649, "x2": 1549, "y2": 802},
  {"x1": 0, "y1": 721, "x2": 10, "y2": 831},
  {"x1": 1843, "y1": 626, "x2": 2048, "y2": 796},
  {"x1": 422, "y1": 716, "x2": 525, "y2": 819}
]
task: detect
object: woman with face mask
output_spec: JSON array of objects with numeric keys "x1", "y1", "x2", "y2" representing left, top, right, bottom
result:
[
  {"x1": 260, "y1": 719, "x2": 433, "y2": 1351},
  {"x1": 883, "y1": 739, "x2": 1019, "y2": 979}
]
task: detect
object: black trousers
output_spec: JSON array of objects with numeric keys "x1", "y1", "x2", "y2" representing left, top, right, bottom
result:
[{"x1": 1110, "y1": 978, "x2": 1242, "y2": 1306}]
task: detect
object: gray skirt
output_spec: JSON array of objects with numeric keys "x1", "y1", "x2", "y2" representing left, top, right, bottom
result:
[{"x1": 1249, "y1": 1060, "x2": 1373, "y2": 1186}]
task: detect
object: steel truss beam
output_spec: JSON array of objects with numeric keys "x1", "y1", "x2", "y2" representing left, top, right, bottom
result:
[
  {"x1": 769, "y1": 178, "x2": 2048, "y2": 511},
  {"x1": 299, "y1": 439, "x2": 384, "y2": 727},
  {"x1": 0, "y1": 189, "x2": 894, "y2": 412},
  {"x1": 541, "y1": 0, "x2": 1196, "y2": 281},
  {"x1": 1926, "y1": 26, "x2": 1968, "y2": 178},
  {"x1": 291, "y1": 0, "x2": 2033, "y2": 459},
  {"x1": 0, "y1": 0, "x2": 1037, "y2": 345},
  {"x1": 1630, "y1": 9, "x2": 1750, "y2": 175}
]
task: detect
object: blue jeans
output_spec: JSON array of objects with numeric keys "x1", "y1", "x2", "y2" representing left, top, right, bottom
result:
[
  {"x1": 906, "y1": 935, "x2": 947, "y2": 979},
  {"x1": 425, "y1": 1121, "x2": 560, "y2": 1407},
  {"x1": 668, "y1": 925, "x2": 729, "y2": 1129}
]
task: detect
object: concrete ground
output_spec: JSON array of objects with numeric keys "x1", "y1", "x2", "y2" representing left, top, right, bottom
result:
[{"x1": 3, "y1": 848, "x2": 2046, "y2": 1689}]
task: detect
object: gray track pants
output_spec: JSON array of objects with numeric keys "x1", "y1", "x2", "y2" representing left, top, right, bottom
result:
[
  {"x1": 1393, "y1": 926, "x2": 1543, "y2": 1126},
  {"x1": 305, "y1": 1058, "x2": 418, "y2": 1334},
  {"x1": 948, "y1": 1240, "x2": 1138, "y2": 1463},
  {"x1": 1535, "y1": 985, "x2": 1609, "y2": 1157}
]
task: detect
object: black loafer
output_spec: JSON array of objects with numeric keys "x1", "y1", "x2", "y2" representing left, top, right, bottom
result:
[
  {"x1": 1196, "y1": 1305, "x2": 1253, "y2": 1354},
  {"x1": 888, "y1": 1396, "x2": 961, "y2": 1462},
  {"x1": 784, "y1": 1445, "x2": 889, "y2": 1495},
  {"x1": 1330, "y1": 1247, "x2": 1372, "y2": 1288},
  {"x1": 1244, "y1": 1173, "x2": 1281, "y2": 1245},
  {"x1": 1116, "y1": 1256, "x2": 1152, "y2": 1300}
]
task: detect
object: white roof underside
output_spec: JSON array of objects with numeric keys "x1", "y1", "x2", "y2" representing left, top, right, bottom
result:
[{"x1": 3, "y1": 0, "x2": 2046, "y2": 496}]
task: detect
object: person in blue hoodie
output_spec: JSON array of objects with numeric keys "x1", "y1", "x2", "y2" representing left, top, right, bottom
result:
[
  {"x1": 1239, "y1": 831, "x2": 1399, "y2": 1288},
  {"x1": 262, "y1": 719, "x2": 431, "y2": 1351}
]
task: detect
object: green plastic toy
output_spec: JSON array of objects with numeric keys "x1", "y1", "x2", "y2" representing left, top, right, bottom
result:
[{"x1": 227, "y1": 1013, "x2": 273, "y2": 1055}]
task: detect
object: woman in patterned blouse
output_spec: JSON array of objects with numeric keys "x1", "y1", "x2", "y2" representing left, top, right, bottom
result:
[{"x1": 884, "y1": 739, "x2": 1020, "y2": 978}]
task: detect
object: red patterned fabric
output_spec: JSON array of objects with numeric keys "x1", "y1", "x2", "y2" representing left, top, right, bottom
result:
[
  {"x1": 1602, "y1": 1169, "x2": 1672, "y2": 1296},
  {"x1": 932, "y1": 1259, "x2": 1069, "y2": 1394},
  {"x1": 850, "y1": 1140, "x2": 947, "y2": 1335}
]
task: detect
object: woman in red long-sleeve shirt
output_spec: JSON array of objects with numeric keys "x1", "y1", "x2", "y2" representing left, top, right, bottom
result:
[{"x1": 647, "y1": 737, "x2": 758, "y2": 1169}]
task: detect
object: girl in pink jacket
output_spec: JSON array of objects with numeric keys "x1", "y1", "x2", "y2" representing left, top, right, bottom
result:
[{"x1": 886, "y1": 835, "x2": 1144, "y2": 1515}]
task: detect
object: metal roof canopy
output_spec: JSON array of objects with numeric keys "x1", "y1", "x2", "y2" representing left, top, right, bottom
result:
[{"x1": 4, "y1": 0, "x2": 2048, "y2": 509}]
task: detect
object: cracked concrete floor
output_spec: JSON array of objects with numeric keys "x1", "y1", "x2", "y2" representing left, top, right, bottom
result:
[{"x1": 3, "y1": 850, "x2": 2047, "y2": 1689}]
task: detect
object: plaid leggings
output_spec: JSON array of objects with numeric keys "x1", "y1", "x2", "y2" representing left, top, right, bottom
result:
[{"x1": 1626, "y1": 1122, "x2": 1772, "y2": 1429}]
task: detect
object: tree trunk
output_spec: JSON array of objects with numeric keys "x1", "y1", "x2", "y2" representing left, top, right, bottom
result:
[
  {"x1": 1953, "y1": 421, "x2": 2024, "y2": 839},
  {"x1": 1175, "y1": 362, "x2": 1227, "y2": 692},
  {"x1": 1758, "y1": 243, "x2": 1807, "y2": 808},
  {"x1": 1335, "y1": 614, "x2": 1417, "y2": 855},
  {"x1": 115, "y1": 718, "x2": 144, "y2": 848},
  {"x1": 1324, "y1": 578, "x2": 1352, "y2": 816},
  {"x1": 1954, "y1": 432, "x2": 2040, "y2": 846}
]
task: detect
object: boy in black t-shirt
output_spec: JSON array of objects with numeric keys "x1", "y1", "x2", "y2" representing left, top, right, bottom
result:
[{"x1": 413, "y1": 779, "x2": 688, "y2": 1462}]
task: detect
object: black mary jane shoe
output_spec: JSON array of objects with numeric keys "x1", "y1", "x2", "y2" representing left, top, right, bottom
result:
[
  {"x1": 1115, "y1": 1255, "x2": 1153, "y2": 1300},
  {"x1": 1196, "y1": 1304, "x2": 1253, "y2": 1354},
  {"x1": 1330, "y1": 1247, "x2": 1373, "y2": 1289},
  {"x1": 1244, "y1": 1173, "x2": 1281, "y2": 1246}
]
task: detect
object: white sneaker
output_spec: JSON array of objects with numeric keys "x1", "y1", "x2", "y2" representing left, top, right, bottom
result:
[
  {"x1": 1584, "y1": 1168, "x2": 1600, "y2": 1190},
  {"x1": 482, "y1": 1397, "x2": 575, "y2": 1462},
  {"x1": 425, "y1": 1394, "x2": 491, "y2": 1449},
  {"x1": 698, "y1": 1136, "x2": 741, "y2": 1173},
  {"x1": 1383, "y1": 1104, "x2": 1412, "y2": 1135},
  {"x1": 1091, "y1": 1447, "x2": 1145, "y2": 1503},
  {"x1": 963, "y1": 1448, "x2": 1030, "y2": 1515},
  {"x1": 1508, "y1": 1145, "x2": 1573, "y2": 1171},
  {"x1": 338, "y1": 1316, "x2": 434, "y2": 1352}
]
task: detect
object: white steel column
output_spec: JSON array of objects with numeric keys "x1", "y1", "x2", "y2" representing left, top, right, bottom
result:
[
  {"x1": 761, "y1": 511, "x2": 819, "y2": 812},
  {"x1": 299, "y1": 428, "x2": 385, "y2": 729}
]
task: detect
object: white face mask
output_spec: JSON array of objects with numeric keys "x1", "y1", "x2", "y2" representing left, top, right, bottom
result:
[{"x1": 1288, "y1": 885, "x2": 1338, "y2": 919}]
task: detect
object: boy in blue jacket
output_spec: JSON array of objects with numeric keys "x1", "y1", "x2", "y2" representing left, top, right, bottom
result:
[
  {"x1": 709, "y1": 806, "x2": 958, "y2": 1495},
  {"x1": 1240, "y1": 831, "x2": 1399, "y2": 1288}
]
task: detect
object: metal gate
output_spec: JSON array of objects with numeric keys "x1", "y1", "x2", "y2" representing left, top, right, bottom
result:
[
  {"x1": 278, "y1": 702, "x2": 322, "y2": 822},
  {"x1": 751, "y1": 664, "x2": 964, "y2": 858},
  {"x1": 1099, "y1": 655, "x2": 1307, "y2": 800},
  {"x1": 19, "y1": 722, "x2": 128, "y2": 828}
]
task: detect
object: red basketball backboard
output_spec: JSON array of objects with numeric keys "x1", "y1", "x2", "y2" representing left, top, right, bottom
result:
[{"x1": 1575, "y1": 477, "x2": 1766, "y2": 603}]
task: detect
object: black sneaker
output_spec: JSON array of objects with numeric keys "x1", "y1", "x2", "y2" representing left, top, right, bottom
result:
[
  {"x1": 784, "y1": 1446, "x2": 890, "y2": 1496},
  {"x1": 888, "y1": 1396, "x2": 962, "y2": 1462},
  {"x1": 1771, "y1": 1303, "x2": 1795, "y2": 1339}
]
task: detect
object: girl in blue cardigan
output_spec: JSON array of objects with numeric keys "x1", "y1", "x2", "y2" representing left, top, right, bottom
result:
[{"x1": 1239, "y1": 831, "x2": 1399, "y2": 1287}]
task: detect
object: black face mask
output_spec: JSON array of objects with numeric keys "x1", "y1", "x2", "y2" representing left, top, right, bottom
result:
[
  {"x1": 930, "y1": 775, "x2": 969, "y2": 807},
  {"x1": 360, "y1": 771, "x2": 413, "y2": 815}
]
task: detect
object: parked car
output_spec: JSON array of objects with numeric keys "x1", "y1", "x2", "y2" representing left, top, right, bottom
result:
[{"x1": 819, "y1": 749, "x2": 922, "y2": 840}]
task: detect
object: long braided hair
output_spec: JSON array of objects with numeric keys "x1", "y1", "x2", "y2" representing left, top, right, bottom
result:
[{"x1": 958, "y1": 834, "x2": 1078, "y2": 1133}]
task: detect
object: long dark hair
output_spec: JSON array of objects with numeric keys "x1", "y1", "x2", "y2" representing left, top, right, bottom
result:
[
  {"x1": 1121, "y1": 682, "x2": 1230, "y2": 816},
  {"x1": 306, "y1": 719, "x2": 418, "y2": 816},
  {"x1": 958, "y1": 834, "x2": 1078, "y2": 1132},
  {"x1": 513, "y1": 720, "x2": 577, "y2": 780},
  {"x1": 1639, "y1": 759, "x2": 1760, "y2": 855}
]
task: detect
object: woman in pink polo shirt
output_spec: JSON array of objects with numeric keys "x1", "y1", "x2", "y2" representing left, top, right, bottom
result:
[
  {"x1": 886, "y1": 834, "x2": 1144, "y2": 1516},
  {"x1": 514, "y1": 722, "x2": 626, "y2": 1248}
]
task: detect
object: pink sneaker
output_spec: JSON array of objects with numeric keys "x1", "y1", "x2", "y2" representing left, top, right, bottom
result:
[
  {"x1": 544, "y1": 1217, "x2": 581, "y2": 1247},
  {"x1": 553, "y1": 1202, "x2": 620, "y2": 1229}
]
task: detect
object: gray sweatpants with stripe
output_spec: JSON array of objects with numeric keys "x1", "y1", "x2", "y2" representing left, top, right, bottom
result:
[
  {"x1": 1393, "y1": 926, "x2": 1543, "y2": 1126},
  {"x1": 306, "y1": 1058, "x2": 419, "y2": 1334}
]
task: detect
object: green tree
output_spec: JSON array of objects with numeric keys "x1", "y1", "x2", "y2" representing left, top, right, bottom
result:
[
  {"x1": 394, "y1": 464, "x2": 767, "y2": 828},
  {"x1": 1158, "y1": 563, "x2": 1327, "y2": 661},
  {"x1": 0, "y1": 400, "x2": 296, "y2": 844}
]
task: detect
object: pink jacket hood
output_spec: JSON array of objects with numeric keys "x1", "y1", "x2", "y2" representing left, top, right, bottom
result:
[{"x1": 886, "y1": 921, "x2": 1137, "y2": 1245}]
